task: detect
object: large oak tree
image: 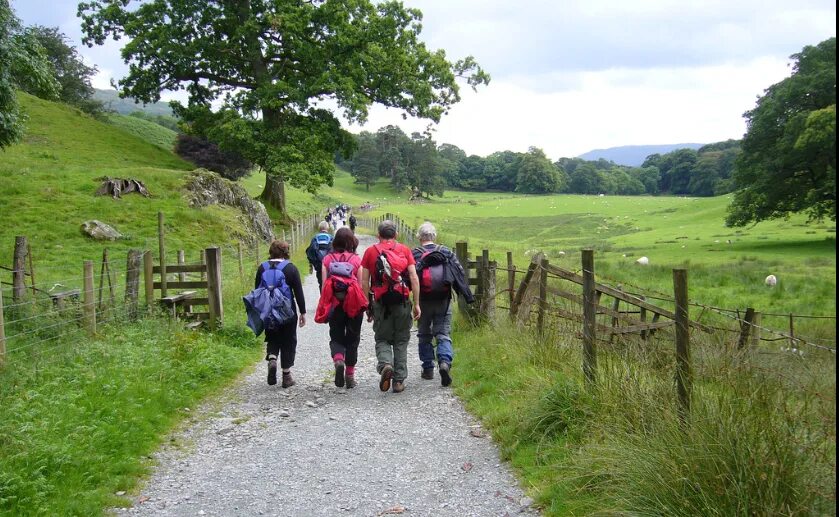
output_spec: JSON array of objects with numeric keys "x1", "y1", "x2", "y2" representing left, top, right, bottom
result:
[
  {"x1": 78, "y1": 0, "x2": 488, "y2": 218},
  {"x1": 726, "y1": 37, "x2": 835, "y2": 226}
]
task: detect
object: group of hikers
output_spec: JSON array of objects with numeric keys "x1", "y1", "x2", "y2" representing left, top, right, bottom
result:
[
  {"x1": 243, "y1": 217, "x2": 474, "y2": 394},
  {"x1": 325, "y1": 204, "x2": 356, "y2": 232}
]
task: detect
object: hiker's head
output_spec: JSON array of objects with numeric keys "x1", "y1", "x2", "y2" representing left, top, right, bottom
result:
[
  {"x1": 378, "y1": 220, "x2": 397, "y2": 240},
  {"x1": 417, "y1": 221, "x2": 437, "y2": 243},
  {"x1": 269, "y1": 240, "x2": 290, "y2": 259},
  {"x1": 332, "y1": 227, "x2": 358, "y2": 253},
  {"x1": 318, "y1": 221, "x2": 330, "y2": 232}
]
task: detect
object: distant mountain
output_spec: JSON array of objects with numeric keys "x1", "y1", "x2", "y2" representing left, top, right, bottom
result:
[
  {"x1": 93, "y1": 88, "x2": 174, "y2": 117},
  {"x1": 577, "y1": 143, "x2": 705, "y2": 167}
]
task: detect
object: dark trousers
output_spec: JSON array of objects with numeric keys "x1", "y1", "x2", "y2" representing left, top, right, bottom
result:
[
  {"x1": 315, "y1": 268, "x2": 323, "y2": 292},
  {"x1": 328, "y1": 306, "x2": 363, "y2": 367},
  {"x1": 265, "y1": 318, "x2": 298, "y2": 369}
]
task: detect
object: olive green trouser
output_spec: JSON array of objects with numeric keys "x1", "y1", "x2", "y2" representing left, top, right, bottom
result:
[{"x1": 372, "y1": 300, "x2": 413, "y2": 382}]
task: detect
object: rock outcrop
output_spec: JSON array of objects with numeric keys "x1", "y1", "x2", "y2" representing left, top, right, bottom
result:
[
  {"x1": 81, "y1": 220, "x2": 123, "y2": 240},
  {"x1": 184, "y1": 169, "x2": 274, "y2": 242}
]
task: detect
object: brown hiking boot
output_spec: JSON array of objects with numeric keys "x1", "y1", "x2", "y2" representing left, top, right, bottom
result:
[
  {"x1": 345, "y1": 374, "x2": 357, "y2": 389},
  {"x1": 281, "y1": 371, "x2": 296, "y2": 388},
  {"x1": 421, "y1": 368, "x2": 434, "y2": 380},
  {"x1": 334, "y1": 360, "x2": 346, "y2": 388},
  {"x1": 379, "y1": 364, "x2": 393, "y2": 392},
  {"x1": 392, "y1": 380, "x2": 405, "y2": 393},
  {"x1": 439, "y1": 362, "x2": 452, "y2": 387},
  {"x1": 267, "y1": 357, "x2": 278, "y2": 386}
]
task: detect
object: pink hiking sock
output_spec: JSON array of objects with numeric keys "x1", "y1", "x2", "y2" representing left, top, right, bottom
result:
[
  {"x1": 333, "y1": 353, "x2": 345, "y2": 363},
  {"x1": 346, "y1": 366, "x2": 355, "y2": 375}
]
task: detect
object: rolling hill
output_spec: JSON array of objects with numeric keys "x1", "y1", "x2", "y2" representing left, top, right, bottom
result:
[{"x1": 577, "y1": 143, "x2": 705, "y2": 166}]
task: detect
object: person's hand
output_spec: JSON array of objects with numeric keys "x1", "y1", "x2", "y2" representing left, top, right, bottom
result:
[
  {"x1": 298, "y1": 314, "x2": 306, "y2": 328},
  {"x1": 412, "y1": 304, "x2": 421, "y2": 321}
]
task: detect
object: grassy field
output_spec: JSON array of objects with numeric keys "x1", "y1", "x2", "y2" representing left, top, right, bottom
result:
[{"x1": 105, "y1": 113, "x2": 178, "y2": 151}]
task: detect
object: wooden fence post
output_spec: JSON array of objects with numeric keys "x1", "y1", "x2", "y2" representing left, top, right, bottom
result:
[
  {"x1": 143, "y1": 250, "x2": 154, "y2": 311},
  {"x1": 455, "y1": 241, "x2": 470, "y2": 316},
  {"x1": 12, "y1": 236, "x2": 27, "y2": 302},
  {"x1": 0, "y1": 285, "x2": 6, "y2": 366},
  {"x1": 537, "y1": 258, "x2": 548, "y2": 335},
  {"x1": 177, "y1": 250, "x2": 186, "y2": 283},
  {"x1": 511, "y1": 257, "x2": 538, "y2": 320},
  {"x1": 673, "y1": 268, "x2": 691, "y2": 425},
  {"x1": 750, "y1": 312, "x2": 762, "y2": 348},
  {"x1": 506, "y1": 251, "x2": 515, "y2": 313},
  {"x1": 157, "y1": 212, "x2": 168, "y2": 297},
  {"x1": 737, "y1": 307, "x2": 756, "y2": 350},
  {"x1": 205, "y1": 247, "x2": 223, "y2": 329},
  {"x1": 125, "y1": 249, "x2": 142, "y2": 320},
  {"x1": 582, "y1": 249, "x2": 597, "y2": 386},
  {"x1": 83, "y1": 260, "x2": 96, "y2": 335},
  {"x1": 788, "y1": 313, "x2": 795, "y2": 350},
  {"x1": 609, "y1": 285, "x2": 622, "y2": 343},
  {"x1": 26, "y1": 240, "x2": 36, "y2": 297}
]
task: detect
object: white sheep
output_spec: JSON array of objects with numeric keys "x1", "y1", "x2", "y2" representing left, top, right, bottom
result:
[
  {"x1": 557, "y1": 251, "x2": 566, "y2": 256},
  {"x1": 636, "y1": 256, "x2": 649, "y2": 265},
  {"x1": 765, "y1": 274, "x2": 777, "y2": 287}
]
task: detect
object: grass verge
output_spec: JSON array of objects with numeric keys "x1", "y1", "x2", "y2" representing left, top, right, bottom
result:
[{"x1": 452, "y1": 320, "x2": 836, "y2": 516}]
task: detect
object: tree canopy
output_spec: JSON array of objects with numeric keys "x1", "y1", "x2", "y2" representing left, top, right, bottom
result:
[
  {"x1": 78, "y1": 0, "x2": 488, "y2": 216},
  {"x1": 726, "y1": 37, "x2": 836, "y2": 226},
  {"x1": 0, "y1": 0, "x2": 58, "y2": 149}
]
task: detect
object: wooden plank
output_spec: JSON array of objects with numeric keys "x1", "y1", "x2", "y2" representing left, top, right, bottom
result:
[
  {"x1": 153, "y1": 281, "x2": 208, "y2": 289},
  {"x1": 152, "y1": 264, "x2": 207, "y2": 274},
  {"x1": 547, "y1": 286, "x2": 636, "y2": 321},
  {"x1": 544, "y1": 263, "x2": 712, "y2": 333},
  {"x1": 159, "y1": 290, "x2": 197, "y2": 306},
  {"x1": 181, "y1": 297, "x2": 210, "y2": 308}
]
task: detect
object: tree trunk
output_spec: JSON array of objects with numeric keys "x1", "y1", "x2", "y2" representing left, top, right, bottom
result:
[{"x1": 260, "y1": 172, "x2": 288, "y2": 218}]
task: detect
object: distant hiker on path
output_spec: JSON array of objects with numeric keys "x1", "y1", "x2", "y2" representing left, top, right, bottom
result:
[
  {"x1": 254, "y1": 240, "x2": 307, "y2": 388},
  {"x1": 306, "y1": 221, "x2": 333, "y2": 292},
  {"x1": 314, "y1": 228, "x2": 368, "y2": 389},
  {"x1": 412, "y1": 222, "x2": 475, "y2": 386},
  {"x1": 348, "y1": 211, "x2": 357, "y2": 232},
  {"x1": 361, "y1": 220, "x2": 421, "y2": 394}
]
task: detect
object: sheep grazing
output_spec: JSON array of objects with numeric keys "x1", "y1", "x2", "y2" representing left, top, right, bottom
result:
[
  {"x1": 636, "y1": 256, "x2": 649, "y2": 265},
  {"x1": 765, "y1": 274, "x2": 777, "y2": 287}
]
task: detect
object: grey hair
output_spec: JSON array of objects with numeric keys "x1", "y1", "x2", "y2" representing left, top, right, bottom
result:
[
  {"x1": 318, "y1": 221, "x2": 330, "y2": 231},
  {"x1": 417, "y1": 221, "x2": 437, "y2": 242}
]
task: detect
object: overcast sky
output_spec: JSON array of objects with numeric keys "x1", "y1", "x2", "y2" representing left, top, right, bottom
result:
[{"x1": 11, "y1": 0, "x2": 837, "y2": 160}]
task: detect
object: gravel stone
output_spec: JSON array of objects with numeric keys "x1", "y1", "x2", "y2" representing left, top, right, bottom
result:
[{"x1": 115, "y1": 235, "x2": 538, "y2": 516}]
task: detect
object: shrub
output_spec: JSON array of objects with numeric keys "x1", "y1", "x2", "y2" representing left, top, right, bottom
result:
[{"x1": 174, "y1": 133, "x2": 252, "y2": 180}]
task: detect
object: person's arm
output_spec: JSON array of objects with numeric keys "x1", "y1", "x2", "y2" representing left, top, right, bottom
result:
[
  {"x1": 407, "y1": 264, "x2": 421, "y2": 320},
  {"x1": 284, "y1": 264, "x2": 307, "y2": 327}
]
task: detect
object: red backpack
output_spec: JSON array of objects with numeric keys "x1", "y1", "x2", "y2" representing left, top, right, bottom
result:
[
  {"x1": 372, "y1": 242, "x2": 410, "y2": 305},
  {"x1": 414, "y1": 245, "x2": 451, "y2": 300}
]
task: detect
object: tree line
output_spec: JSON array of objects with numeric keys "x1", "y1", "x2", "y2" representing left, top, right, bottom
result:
[{"x1": 338, "y1": 125, "x2": 742, "y2": 198}]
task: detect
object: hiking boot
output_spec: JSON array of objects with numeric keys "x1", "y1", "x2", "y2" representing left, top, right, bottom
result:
[
  {"x1": 421, "y1": 368, "x2": 434, "y2": 380},
  {"x1": 392, "y1": 380, "x2": 405, "y2": 393},
  {"x1": 267, "y1": 357, "x2": 278, "y2": 386},
  {"x1": 281, "y1": 371, "x2": 296, "y2": 388},
  {"x1": 334, "y1": 360, "x2": 346, "y2": 388},
  {"x1": 379, "y1": 364, "x2": 393, "y2": 392},
  {"x1": 439, "y1": 362, "x2": 452, "y2": 387},
  {"x1": 345, "y1": 374, "x2": 357, "y2": 389}
]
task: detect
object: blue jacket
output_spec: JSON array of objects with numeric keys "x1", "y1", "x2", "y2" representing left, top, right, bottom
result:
[{"x1": 243, "y1": 261, "x2": 294, "y2": 335}]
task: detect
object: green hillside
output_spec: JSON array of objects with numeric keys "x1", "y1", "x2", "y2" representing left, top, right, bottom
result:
[
  {"x1": 106, "y1": 113, "x2": 178, "y2": 151},
  {"x1": 92, "y1": 88, "x2": 174, "y2": 117},
  {"x1": 0, "y1": 93, "x2": 248, "y2": 277}
]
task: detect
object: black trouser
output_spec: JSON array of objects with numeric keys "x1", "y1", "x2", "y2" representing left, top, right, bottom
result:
[
  {"x1": 315, "y1": 268, "x2": 323, "y2": 292},
  {"x1": 328, "y1": 305, "x2": 363, "y2": 367},
  {"x1": 265, "y1": 318, "x2": 298, "y2": 369}
]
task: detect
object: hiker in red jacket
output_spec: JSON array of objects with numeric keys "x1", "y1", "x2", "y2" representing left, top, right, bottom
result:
[
  {"x1": 361, "y1": 220, "x2": 421, "y2": 394},
  {"x1": 316, "y1": 228, "x2": 366, "y2": 388}
]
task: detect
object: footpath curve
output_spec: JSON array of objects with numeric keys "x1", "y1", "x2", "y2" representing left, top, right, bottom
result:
[{"x1": 117, "y1": 235, "x2": 537, "y2": 516}]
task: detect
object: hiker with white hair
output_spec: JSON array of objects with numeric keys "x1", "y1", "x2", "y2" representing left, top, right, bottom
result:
[
  {"x1": 306, "y1": 221, "x2": 333, "y2": 292},
  {"x1": 412, "y1": 221, "x2": 474, "y2": 386}
]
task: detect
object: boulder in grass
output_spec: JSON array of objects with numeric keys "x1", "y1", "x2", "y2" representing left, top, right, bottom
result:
[
  {"x1": 96, "y1": 178, "x2": 150, "y2": 199},
  {"x1": 81, "y1": 220, "x2": 123, "y2": 241}
]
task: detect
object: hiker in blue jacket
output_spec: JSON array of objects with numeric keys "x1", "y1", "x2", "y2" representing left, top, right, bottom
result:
[
  {"x1": 255, "y1": 240, "x2": 306, "y2": 388},
  {"x1": 306, "y1": 221, "x2": 333, "y2": 292}
]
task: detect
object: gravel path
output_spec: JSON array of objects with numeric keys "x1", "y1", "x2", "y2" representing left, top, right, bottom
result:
[{"x1": 116, "y1": 235, "x2": 537, "y2": 517}]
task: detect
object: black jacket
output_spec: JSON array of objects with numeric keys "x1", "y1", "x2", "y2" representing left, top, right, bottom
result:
[{"x1": 412, "y1": 243, "x2": 475, "y2": 304}]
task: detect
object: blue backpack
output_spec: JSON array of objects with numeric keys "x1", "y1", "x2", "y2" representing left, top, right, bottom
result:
[
  {"x1": 306, "y1": 233, "x2": 332, "y2": 268},
  {"x1": 258, "y1": 260, "x2": 295, "y2": 330}
]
